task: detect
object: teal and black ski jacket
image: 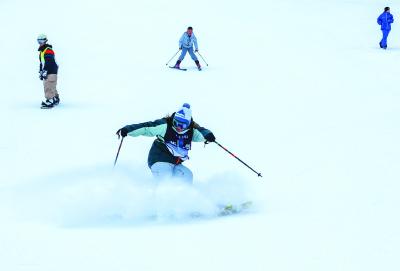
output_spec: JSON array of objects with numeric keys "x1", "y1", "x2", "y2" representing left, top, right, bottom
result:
[{"x1": 123, "y1": 115, "x2": 213, "y2": 168}]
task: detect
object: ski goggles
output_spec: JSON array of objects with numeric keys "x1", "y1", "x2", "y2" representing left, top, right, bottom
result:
[
  {"x1": 173, "y1": 118, "x2": 189, "y2": 130},
  {"x1": 37, "y1": 39, "x2": 47, "y2": 45}
]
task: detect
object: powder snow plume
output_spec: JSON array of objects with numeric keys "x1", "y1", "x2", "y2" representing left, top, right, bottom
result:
[{"x1": 0, "y1": 164, "x2": 259, "y2": 227}]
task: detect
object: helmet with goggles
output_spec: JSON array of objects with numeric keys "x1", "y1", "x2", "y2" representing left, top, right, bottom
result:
[
  {"x1": 37, "y1": 34, "x2": 48, "y2": 45},
  {"x1": 173, "y1": 103, "x2": 192, "y2": 133}
]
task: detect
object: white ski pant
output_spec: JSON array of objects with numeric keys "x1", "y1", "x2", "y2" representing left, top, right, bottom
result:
[{"x1": 150, "y1": 162, "x2": 193, "y2": 184}]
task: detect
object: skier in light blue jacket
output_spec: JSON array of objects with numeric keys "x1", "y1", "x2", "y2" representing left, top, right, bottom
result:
[
  {"x1": 377, "y1": 7, "x2": 394, "y2": 49},
  {"x1": 173, "y1": 27, "x2": 202, "y2": 70}
]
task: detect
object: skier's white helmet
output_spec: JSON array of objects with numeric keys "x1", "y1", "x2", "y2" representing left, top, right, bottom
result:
[{"x1": 37, "y1": 34, "x2": 48, "y2": 45}]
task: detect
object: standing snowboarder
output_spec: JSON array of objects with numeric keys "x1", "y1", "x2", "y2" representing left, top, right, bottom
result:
[
  {"x1": 37, "y1": 34, "x2": 60, "y2": 108},
  {"x1": 116, "y1": 103, "x2": 215, "y2": 183},
  {"x1": 377, "y1": 7, "x2": 394, "y2": 49},
  {"x1": 173, "y1": 27, "x2": 202, "y2": 70}
]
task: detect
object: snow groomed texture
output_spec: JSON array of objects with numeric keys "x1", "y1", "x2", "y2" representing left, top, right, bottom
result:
[{"x1": 0, "y1": 0, "x2": 400, "y2": 271}]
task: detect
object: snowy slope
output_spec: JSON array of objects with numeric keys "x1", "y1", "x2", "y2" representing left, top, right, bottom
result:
[{"x1": 1, "y1": 0, "x2": 400, "y2": 270}]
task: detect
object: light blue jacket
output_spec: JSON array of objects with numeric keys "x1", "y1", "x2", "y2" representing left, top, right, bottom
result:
[{"x1": 179, "y1": 32, "x2": 198, "y2": 50}]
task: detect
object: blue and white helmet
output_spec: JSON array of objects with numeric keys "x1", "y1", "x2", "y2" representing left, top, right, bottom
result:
[{"x1": 173, "y1": 103, "x2": 192, "y2": 132}]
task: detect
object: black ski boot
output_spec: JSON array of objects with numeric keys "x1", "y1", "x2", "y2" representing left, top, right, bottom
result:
[
  {"x1": 195, "y1": 60, "x2": 202, "y2": 71},
  {"x1": 174, "y1": 60, "x2": 182, "y2": 69},
  {"x1": 54, "y1": 94, "x2": 60, "y2": 106},
  {"x1": 41, "y1": 98, "x2": 56, "y2": 109}
]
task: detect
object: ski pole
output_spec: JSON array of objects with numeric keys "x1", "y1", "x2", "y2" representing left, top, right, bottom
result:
[
  {"x1": 165, "y1": 49, "x2": 181, "y2": 66},
  {"x1": 196, "y1": 51, "x2": 209, "y2": 66},
  {"x1": 113, "y1": 137, "x2": 124, "y2": 167},
  {"x1": 214, "y1": 141, "x2": 262, "y2": 177}
]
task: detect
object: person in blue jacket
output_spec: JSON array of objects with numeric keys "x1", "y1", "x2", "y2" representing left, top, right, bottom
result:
[
  {"x1": 377, "y1": 7, "x2": 394, "y2": 49},
  {"x1": 173, "y1": 27, "x2": 202, "y2": 70}
]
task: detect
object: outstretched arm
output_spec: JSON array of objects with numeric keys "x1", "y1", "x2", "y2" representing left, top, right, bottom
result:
[
  {"x1": 117, "y1": 118, "x2": 168, "y2": 138},
  {"x1": 192, "y1": 122, "x2": 215, "y2": 142}
]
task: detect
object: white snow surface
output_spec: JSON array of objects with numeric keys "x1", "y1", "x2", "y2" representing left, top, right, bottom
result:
[{"x1": 1, "y1": 0, "x2": 400, "y2": 270}]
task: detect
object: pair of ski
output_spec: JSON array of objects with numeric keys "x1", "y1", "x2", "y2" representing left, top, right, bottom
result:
[
  {"x1": 169, "y1": 66, "x2": 201, "y2": 71},
  {"x1": 190, "y1": 201, "x2": 253, "y2": 218},
  {"x1": 219, "y1": 201, "x2": 252, "y2": 216}
]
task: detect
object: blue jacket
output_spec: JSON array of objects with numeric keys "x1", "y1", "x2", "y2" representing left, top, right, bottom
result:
[
  {"x1": 377, "y1": 12, "x2": 394, "y2": 30},
  {"x1": 179, "y1": 32, "x2": 198, "y2": 50}
]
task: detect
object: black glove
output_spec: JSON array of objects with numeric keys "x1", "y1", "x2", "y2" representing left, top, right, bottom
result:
[
  {"x1": 179, "y1": 47, "x2": 182, "y2": 50},
  {"x1": 195, "y1": 49, "x2": 199, "y2": 52},
  {"x1": 204, "y1": 132, "x2": 216, "y2": 143},
  {"x1": 39, "y1": 70, "x2": 48, "y2": 80},
  {"x1": 116, "y1": 127, "x2": 128, "y2": 138}
]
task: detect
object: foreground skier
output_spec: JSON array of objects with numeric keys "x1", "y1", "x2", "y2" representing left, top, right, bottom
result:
[
  {"x1": 116, "y1": 103, "x2": 215, "y2": 183},
  {"x1": 173, "y1": 27, "x2": 202, "y2": 70},
  {"x1": 37, "y1": 34, "x2": 60, "y2": 108},
  {"x1": 377, "y1": 7, "x2": 394, "y2": 49}
]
